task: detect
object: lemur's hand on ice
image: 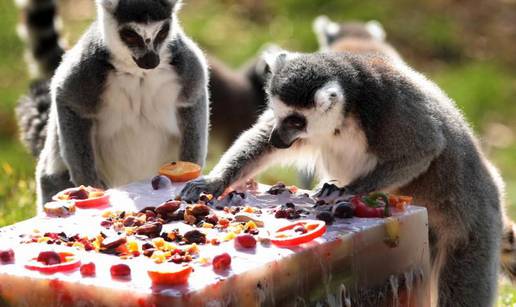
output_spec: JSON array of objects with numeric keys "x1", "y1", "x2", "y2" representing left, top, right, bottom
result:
[
  {"x1": 180, "y1": 176, "x2": 227, "y2": 203},
  {"x1": 313, "y1": 182, "x2": 351, "y2": 203}
]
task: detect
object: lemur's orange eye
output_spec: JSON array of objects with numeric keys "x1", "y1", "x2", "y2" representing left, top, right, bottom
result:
[{"x1": 119, "y1": 29, "x2": 144, "y2": 47}]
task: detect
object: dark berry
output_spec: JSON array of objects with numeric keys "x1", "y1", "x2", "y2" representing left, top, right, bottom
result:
[
  {"x1": 334, "y1": 203, "x2": 354, "y2": 218},
  {"x1": 151, "y1": 175, "x2": 170, "y2": 190},
  {"x1": 285, "y1": 202, "x2": 295, "y2": 209},
  {"x1": 0, "y1": 249, "x2": 15, "y2": 264},
  {"x1": 275, "y1": 210, "x2": 288, "y2": 219},
  {"x1": 37, "y1": 251, "x2": 61, "y2": 265},
  {"x1": 316, "y1": 211, "x2": 335, "y2": 225},
  {"x1": 235, "y1": 234, "x2": 257, "y2": 249},
  {"x1": 212, "y1": 253, "x2": 231, "y2": 270},
  {"x1": 67, "y1": 187, "x2": 89, "y2": 200},
  {"x1": 183, "y1": 230, "x2": 206, "y2": 244},
  {"x1": 80, "y1": 262, "x2": 96, "y2": 277},
  {"x1": 110, "y1": 264, "x2": 131, "y2": 278}
]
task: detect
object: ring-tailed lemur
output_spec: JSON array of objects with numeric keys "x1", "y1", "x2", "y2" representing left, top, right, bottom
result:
[
  {"x1": 17, "y1": 0, "x2": 209, "y2": 207},
  {"x1": 181, "y1": 50, "x2": 504, "y2": 306},
  {"x1": 314, "y1": 15, "x2": 516, "y2": 286}
]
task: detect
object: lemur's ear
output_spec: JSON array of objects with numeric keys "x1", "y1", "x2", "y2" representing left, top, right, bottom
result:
[
  {"x1": 365, "y1": 20, "x2": 386, "y2": 41},
  {"x1": 263, "y1": 47, "x2": 299, "y2": 75},
  {"x1": 96, "y1": 0, "x2": 119, "y2": 13},
  {"x1": 313, "y1": 15, "x2": 340, "y2": 49}
]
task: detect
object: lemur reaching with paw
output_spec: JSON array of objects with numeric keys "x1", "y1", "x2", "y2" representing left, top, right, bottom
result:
[
  {"x1": 181, "y1": 50, "x2": 504, "y2": 305},
  {"x1": 16, "y1": 0, "x2": 209, "y2": 207}
]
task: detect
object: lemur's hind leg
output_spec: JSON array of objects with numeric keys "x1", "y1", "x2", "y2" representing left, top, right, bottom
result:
[{"x1": 435, "y1": 226, "x2": 500, "y2": 307}]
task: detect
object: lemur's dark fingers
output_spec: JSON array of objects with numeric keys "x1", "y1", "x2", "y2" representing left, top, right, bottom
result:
[
  {"x1": 313, "y1": 182, "x2": 348, "y2": 203},
  {"x1": 180, "y1": 178, "x2": 226, "y2": 203}
]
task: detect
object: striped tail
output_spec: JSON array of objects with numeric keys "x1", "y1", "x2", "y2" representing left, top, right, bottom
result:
[{"x1": 15, "y1": 0, "x2": 63, "y2": 156}]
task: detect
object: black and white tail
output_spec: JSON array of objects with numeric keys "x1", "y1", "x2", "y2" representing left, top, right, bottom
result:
[{"x1": 15, "y1": 0, "x2": 64, "y2": 157}]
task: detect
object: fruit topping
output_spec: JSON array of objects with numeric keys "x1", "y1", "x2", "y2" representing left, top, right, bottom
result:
[
  {"x1": 333, "y1": 202, "x2": 354, "y2": 218},
  {"x1": 26, "y1": 251, "x2": 81, "y2": 274},
  {"x1": 148, "y1": 265, "x2": 193, "y2": 285},
  {"x1": 159, "y1": 161, "x2": 201, "y2": 182},
  {"x1": 316, "y1": 211, "x2": 335, "y2": 225},
  {"x1": 155, "y1": 200, "x2": 181, "y2": 217},
  {"x1": 235, "y1": 234, "x2": 257, "y2": 249},
  {"x1": 136, "y1": 222, "x2": 163, "y2": 238},
  {"x1": 0, "y1": 249, "x2": 15, "y2": 264},
  {"x1": 212, "y1": 253, "x2": 231, "y2": 271},
  {"x1": 53, "y1": 186, "x2": 109, "y2": 209},
  {"x1": 267, "y1": 182, "x2": 291, "y2": 195},
  {"x1": 80, "y1": 262, "x2": 96, "y2": 277},
  {"x1": 110, "y1": 263, "x2": 131, "y2": 278},
  {"x1": 234, "y1": 213, "x2": 264, "y2": 227},
  {"x1": 151, "y1": 175, "x2": 171, "y2": 190},
  {"x1": 44, "y1": 201, "x2": 76, "y2": 217},
  {"x1": 183, "y1": 230, "x2": 206, "y2": 244},
  {"x1": 271, "y1": 220, "x2": 327, "y2": 247}
]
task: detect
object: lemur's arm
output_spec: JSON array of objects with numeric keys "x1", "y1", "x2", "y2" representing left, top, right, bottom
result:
[
  {"x1": 55, "y1": 101, "x2": 103, "y2": 187},
  {"x1": 177, "y1": 90, "x2": 209, "y2": 166},
  {"x1": 181, "y1": 110, "x2": 281, "y2": 201}
]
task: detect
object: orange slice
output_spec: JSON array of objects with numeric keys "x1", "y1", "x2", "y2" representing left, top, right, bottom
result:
[
  {"x1": 148, "y1": 265, "x2": 193, "y2": 285},
  {"x1": 159, "y1": 161, "x2": 201, "y2": 182}
]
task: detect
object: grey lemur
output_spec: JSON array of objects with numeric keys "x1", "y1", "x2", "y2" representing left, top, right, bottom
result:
[
  {"x1": 181, "y1": 50, "x2": 504, "y2": 306},
  {"x1": 315, "y1": 15, "x2": 516, "y2": 286},
  {"x1": 17, "y1": 0, "x2": 209, "y2": 206},
  {"x1": 15, "y1": 0, "x2": 268, "y2": 158}
]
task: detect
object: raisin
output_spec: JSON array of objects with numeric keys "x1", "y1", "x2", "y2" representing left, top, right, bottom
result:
[{"x1": 183, "y1": 230, "x2": 206, "y2": 244}]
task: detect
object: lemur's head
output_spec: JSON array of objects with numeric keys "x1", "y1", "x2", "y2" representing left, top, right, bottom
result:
[
  {"x1": 313, "y1": 15, "x2": 386, "y2": 50},
  {"x1": 96, "y1": 0, "x2": 180, "y2": 70},
  {"x1": 264, "y1": 50, "x2": 346, "y2": 149}
]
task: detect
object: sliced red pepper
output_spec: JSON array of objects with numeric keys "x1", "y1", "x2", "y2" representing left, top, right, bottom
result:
[
  {"x1": 271, "y1": 220, "x2": 326, "y2": 247},
  {"x1": 352, "y1": 196, "x2": 385, "y2": 218},
  {"x1": 25, "y1": 252, "x2": 81, "y2": 274},
  {"x1": 53, "y1": 188, "x2": 110, "y2": 209}
]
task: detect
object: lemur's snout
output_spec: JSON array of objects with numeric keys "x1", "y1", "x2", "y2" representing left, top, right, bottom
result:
[
  {"x1": 134, "y1": 52, "x2": 160, "y2": 70},
  {"x1": 269, "y1": 114, "x2": 306, "y2": 149}
]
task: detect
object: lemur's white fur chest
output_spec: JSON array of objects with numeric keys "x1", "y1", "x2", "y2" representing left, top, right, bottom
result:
[
  {"x1": 93, "y1": 64, "x2": 182, "y2": 187},
  {"x1": 313, "y1": 116, "x2": 378, "y2": 186}
]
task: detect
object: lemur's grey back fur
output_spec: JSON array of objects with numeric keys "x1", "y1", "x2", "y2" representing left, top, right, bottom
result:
[{"x1": 181, "y1": 52, "x2": 503, "y2": 306}]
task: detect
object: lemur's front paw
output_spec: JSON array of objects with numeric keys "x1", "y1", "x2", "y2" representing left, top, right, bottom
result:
[
  {"x1": 180, "y1": 177, "x2": 227, "y2": 203},
  {"x1": 313, "y1": 182, "x2": 350, "y2": 203}
]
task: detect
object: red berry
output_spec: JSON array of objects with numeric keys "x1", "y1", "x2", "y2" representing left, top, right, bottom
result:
[
  {"x1": 212, "y1": 253, "x2": 231, "y2": 270},
  {"x1": 0, "y1": 249, "x2": 15, "y2": 264},
  {"x1": 80, "y1": 262, "x2": 96, "y2": 277},
  {"x1": 235, "y1": 234, "x2": 257, "y2": 249},
  {"x1": 37, "y1": 251, "x2": 61, "y2": 265},
  {"x1": 110, "y1": 263, "x2": 131, "y2": 278}
]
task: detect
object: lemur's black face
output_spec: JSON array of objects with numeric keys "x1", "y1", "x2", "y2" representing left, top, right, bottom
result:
[
  {"x1": 118, "y1": 20, "x2": 171, "y2": 69},
  {"x1": 102, "y1": 0, "x2": 176, "y2": 69},
  {"x1": 268, "y1": 54, "x2": 345, "y2": 149}
]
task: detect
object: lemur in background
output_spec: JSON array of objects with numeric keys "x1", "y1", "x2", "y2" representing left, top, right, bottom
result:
[
  {"x1": 181, "y1": 50, "x2": 504, "y2": 305},
  {"x1": 16, "y1": 0, "x2": 209, "y2": 206}
]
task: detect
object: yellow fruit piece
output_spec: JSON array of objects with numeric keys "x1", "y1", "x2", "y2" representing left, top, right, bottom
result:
[
  {"x1": 162, "y1": 242, "x2": 176, "y2": 252},
  {"x1": 198, "y1": 257, "x2": 209, "y2": 265},
  {"x1": 203, "y1": 222, "x2": 214, "y2": 228},
  {"x1": 125, "y1": 227, "x2": 136, "y2": 235},
  {"x1": 223, "y1": 232, "x2": 237, "y2": 241},
  {"x1": 127, "y1": 240, "x2": 139, "y2": 253},
  {"x1": 245, "y1": 221, "x2": 257, "y2": 230},
  {"x1": 73, "y1": 242, "x2": 85, "y2": 250},
  {"x1": 38, "y1": 237, "x2": 51, "y2": 243},
  {"x1": 187, "y1": 243, "x2": 199, "y2": 254},
  {"x1": 243, "y1": 206, "x2": 254, "y2": 213},
  {"x1": 101, "y1": 210, "x2": 113, "y2": 218},
  {"x1": 152, "y1": 238, "x2": 165, "y2": 249},
  {"x1": 151, "y1": 251, "x2": 167, "y2": 264},
  {"x1": 385, "y1": 217, "x2": 400, "y2": 243}
]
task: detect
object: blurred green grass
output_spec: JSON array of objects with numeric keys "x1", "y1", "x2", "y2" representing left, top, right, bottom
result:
[{"x1": 0, "y1": 0, "x2": 516, "y2": 303}]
